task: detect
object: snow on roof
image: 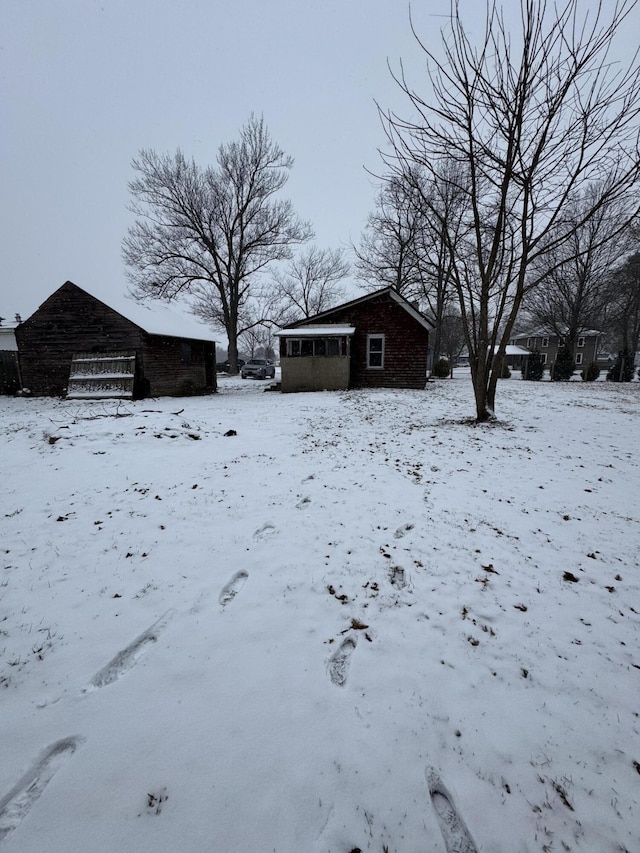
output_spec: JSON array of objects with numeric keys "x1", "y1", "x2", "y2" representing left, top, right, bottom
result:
[
  {"x1": 73, "y1": 283, "x2": 215, "y2": 342},
  {"x1": 275, "y1": 325, "x2": 356, "y2": 337},
  {"x1": 514, "y1": 327, "x2": 601, "y2": 339},
  {"x1": 497, "y1": 345, "x2": 531, "y2": 355},
  {"x1": 0, "y1": 327, "x2": 18, "y2": 351}
]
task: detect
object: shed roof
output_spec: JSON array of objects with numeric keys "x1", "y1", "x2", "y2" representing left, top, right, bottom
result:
[
  {"x1": 282, "y1": 286, "x2": 435, "y2": 332},
  {"x1": 32, "y1": 282, "x2": 215, "y2": 343},
  {"x1": 275, "y1": 325, "x2": 355, "y2": 337}
]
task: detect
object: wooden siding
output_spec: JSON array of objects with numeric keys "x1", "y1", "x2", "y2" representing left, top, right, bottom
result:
[
  {"x1": 140, "y1": 335, "x2": 215, "y2": 397},
  {"x1": 0, "y1": 351, "x2": 20, "y2": 394},
  {"x1": 15, "y1": 282, "x2": 216, "y2": 397},
  {"x1": 298, "y1": 293, "x2": 429, "y2": 389},
  {"x1": 16, "y1": 283, "x2": 144, "y2": 395}
]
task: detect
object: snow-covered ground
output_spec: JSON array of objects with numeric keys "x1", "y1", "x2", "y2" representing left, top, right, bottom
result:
[{"x1": 1, "y1": 374, "x2": 639, "y2": 853}]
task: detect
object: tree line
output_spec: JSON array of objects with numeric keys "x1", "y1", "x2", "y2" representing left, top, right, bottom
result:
[{"x1": 123, "y1": 0, "x2": 640, "y2": 420}]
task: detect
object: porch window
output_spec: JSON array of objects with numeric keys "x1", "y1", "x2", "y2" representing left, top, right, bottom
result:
[
  {"x1": 367, "y1": 334, "x2": 385, "y2": 369},
  {"x1": 285, "y1": 337, "x2": 347, "y2": 357}
]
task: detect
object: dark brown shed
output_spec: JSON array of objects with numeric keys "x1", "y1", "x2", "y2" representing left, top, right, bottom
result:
[
  {"x1": 15, "y1": 281, "x2": 216, "y2": 398},
  {"x1": 276, "y1": 286, "x2": 433, "y2": 392}
]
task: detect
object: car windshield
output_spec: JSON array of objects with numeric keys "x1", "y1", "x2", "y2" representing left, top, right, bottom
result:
[{"x1": 249, "y1": 359, "x2": 266, "y2": 365}]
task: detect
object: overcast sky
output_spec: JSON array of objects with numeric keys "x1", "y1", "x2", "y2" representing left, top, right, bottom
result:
[{"x1": 2, "y1": 1, "x2": 639, "y2": 326}]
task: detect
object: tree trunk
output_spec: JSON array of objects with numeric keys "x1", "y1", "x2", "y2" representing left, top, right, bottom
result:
[
  {"x1": 227, "y1": 319, "x2": 240, "y2": 374},
  {"x1": 470, "y1": 358, "x2": 495, "y2": 422}
]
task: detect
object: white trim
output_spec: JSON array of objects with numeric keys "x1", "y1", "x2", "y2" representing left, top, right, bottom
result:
[
  {"x1": 367, "y1": 333, "x2": 385, "y2": 369},
  {"x1": 275, "y1": 325, "x2": 355, "y2": 337}
]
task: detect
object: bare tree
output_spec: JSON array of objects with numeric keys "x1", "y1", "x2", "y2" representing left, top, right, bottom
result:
[
  {"x1": 381, "y1": 0, "x2": 640, "y2": 420},
  {"x1": 270, "y1": 245, "x2": 349, "y2": 325},
  {"x1": 525, "y1": 186, "x2": 634, "y2": 349},
  {"x1": 354, "y1": 175, "x2": 424, "y2": 295},
  {"x1": 355, "y1": 165, "x2": 465, "y2": 364},
  {"x1": 123, "y1": 115, "x2": 313, "y2": 372},
  {"x1": 606, "y1": 249, "x2": 640, "y2": 356},
  {"x1": 439, "y1": 312, "x2": 467, "y2": 375}
]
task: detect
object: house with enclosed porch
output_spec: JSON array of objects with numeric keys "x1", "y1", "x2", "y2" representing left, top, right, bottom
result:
[
  {"x1": 15, "y1": 281, "x2": 216, "y2": 398},
  {"x1": 275, "y1": 286, "x2": 434, "y2": 392},
  {"x1": 510, "y1": 328, "x2": 601, "y2": 371}
]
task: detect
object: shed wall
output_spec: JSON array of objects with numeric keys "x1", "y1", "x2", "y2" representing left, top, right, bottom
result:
[
  {"x1": 280, "y1": 356, "x2": 350, "y2": 392},
  {"x1": 303, "y1": 294, "x2": 429, "y2": 389},
  {"x1": 141, "y1": 335, "x2": 215, "y2": 396},
  {"x1": 16, "y1": 284, "x2": 144, "y2": 395}
]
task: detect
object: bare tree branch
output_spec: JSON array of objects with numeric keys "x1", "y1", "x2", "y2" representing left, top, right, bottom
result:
[
  {"x1": 122, "y1": 115, "x2": 313, "y2": 372},
  {"x1": 380, "y1": 0, "x2": 640, "y2": 419}
]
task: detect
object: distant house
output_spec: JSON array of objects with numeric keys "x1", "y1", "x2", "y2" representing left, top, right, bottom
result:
[
  {"x1": 275, "y1": 286, "x2": 434, "y2": 392},
  {"x1": 510, "y1": 329, "x2": 601, "y2": 370},
  {"x1": 15, "y1": 281, "x2": 216, "y2": 398},
  {"x1": 0, "y1": 321, "x2": 21, "y2": 395}
]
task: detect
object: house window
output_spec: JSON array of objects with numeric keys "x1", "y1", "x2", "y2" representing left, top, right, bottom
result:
[
  {"x1": 541, "y1": 337, "x2": 549, "y2": 348},
  {"x1": 367, "y1": 334, "x2": 385, "y2": 369},
  {"x1": 180, "y1": 342, "x2": 192, "y2": 365},
  {"x1": 575, "y1": 352, "x2": 583, "y2": 365},
  {"x1": 541, "y1": 353, "x2": 547, "y2": 364},
  {"x1": 286, "y1": 337, "x2": 347, "y2": 357},
  {"x1": 527, "y1": 337, "x2": 532, "y2": 348},
  {"x1": 577, "y1": 336, "x2": 585, "y2": 348}
]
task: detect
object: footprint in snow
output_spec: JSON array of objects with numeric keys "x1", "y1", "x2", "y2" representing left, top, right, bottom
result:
[
  {"x1": 426, "y1": 768, "x2": 478, "y2": 853},
  {"x1": 219, "y1": 570, "x2": 248, "y2": 607},
  {"x1": 296, "y1": 496, "x2": 311, "y2": 509},
  {"x1": 0, "y1": 736, "x2": 84, "y2": 842},
  {"x1": 328, "y1": 635, "x2": 357, "y2": 687},
  {"x1": 253, "y1": 522, "x2": 276, "y2": 540},
  {"x1": 388, "y1": 565, "x2": 409, "y2": 590},
  {"x1": 85, "y1": 610, "x2": 174, "y2": 691},
  {"x1": 394, "y1": 522, "x2": 414, "y2": 539}
]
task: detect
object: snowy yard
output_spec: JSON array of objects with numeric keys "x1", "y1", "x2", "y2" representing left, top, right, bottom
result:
[{"x1": 1, "y1": 375, "x2": 639, "y2": 852}]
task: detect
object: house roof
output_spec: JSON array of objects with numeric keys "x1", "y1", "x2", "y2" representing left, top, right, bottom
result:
[
  {"x1": 282, "y1": 287, "x2": 435, "y2": 332},
  {"x1": 275, "y1": 325, "x2": 355, "y2": 337},
  {"x1": 498, "y1": 345, "x2": 531, "y2": 356},
  {"x1": 0, "y1": 327, "x2": 18, "y2": 351},
  {"x1": 513, "y1": 327, "x2": 601, "y2": 339},
  {"x1": 34, "y1": 282, "x2": 215, "y2": 342}
]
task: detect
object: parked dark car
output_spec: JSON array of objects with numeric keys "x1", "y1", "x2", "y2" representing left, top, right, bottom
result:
[
  {"x1": 241, "y1": 358, "x2": 275, "y2": 379},
  {"x1": 216, "y1": 359, "x2": 245, "y2": 373}
]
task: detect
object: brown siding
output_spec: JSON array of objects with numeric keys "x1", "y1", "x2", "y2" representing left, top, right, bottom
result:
[
  {"x1": 141, "y1": 335, "x2": 215, "y2": 396},
  {"x1": 16, "y1": 282, "x2": 144, "y2": 395},
  {"x1": 301, "y1": 293, "x2": 429, "y2": 389},
  {"x1": 15, "y1": 282, "x2": 216, "y2": 397}
]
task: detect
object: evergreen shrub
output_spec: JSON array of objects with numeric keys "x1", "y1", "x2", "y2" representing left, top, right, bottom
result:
[
  {"x1": 551, "y1": 346, "x2": 574, "y2": 381},
  {"x1": 523, "y1": 350, "x2": 545, "y2": 380},
  {"x1": 580, "y1": 361, "x2": 600, "y2": 382},
  {"x1": 607, "y1": 350, "x2": 635, "y2": 382},
  {"x1": 432, "y1": 358, "x2": 451, "y2": 378}
]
